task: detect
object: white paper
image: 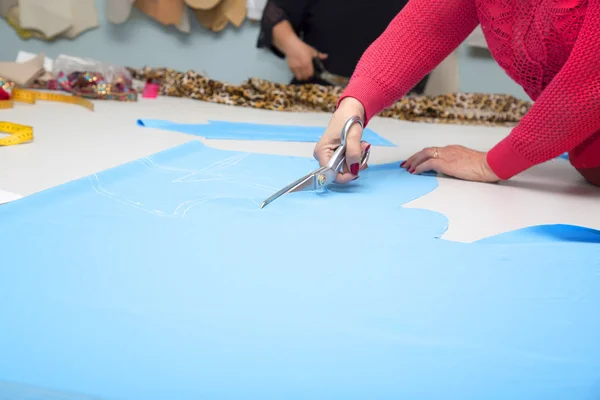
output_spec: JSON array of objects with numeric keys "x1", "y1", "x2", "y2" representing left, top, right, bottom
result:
[
  {"x1": 246, "y1": 0, "x2": 266, "y2": 21},
  {"x1": 0, "y1": 189, "x2": 22, "y2": 205},
  {"x1": 16, "y1": 50, "x2": 54, "y2": 72}
]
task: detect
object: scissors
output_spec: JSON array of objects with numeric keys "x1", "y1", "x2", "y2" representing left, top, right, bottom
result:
[
  {"x1": 312, "y1": 57, "x2": 350, "y2": 87},
  {"x1": 260, "y1": 116, "x2": 370, "y2": 209}
]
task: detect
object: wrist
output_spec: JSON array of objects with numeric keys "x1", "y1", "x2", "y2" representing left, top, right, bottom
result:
[
  {"x1": 272, "y1": 21, "x2": 303, "y2": 56},
  {"x1": 481, "y1": 152, "x2": 500, "y2": 181},
  {"x1": 338, "y1": 97, "x2": 366, "y2": 120},
  {"x1": 487, "y1": 134, "x2": 534, "y2": 180}
]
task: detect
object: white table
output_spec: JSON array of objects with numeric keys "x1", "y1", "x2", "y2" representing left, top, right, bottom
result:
[{"x1": 1, "y1": 96, "x2": 598, "y2": 242}]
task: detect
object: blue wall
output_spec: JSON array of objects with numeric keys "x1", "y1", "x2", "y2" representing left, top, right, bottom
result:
[{"x1": 0, "y1": 0, "x2": 527, "y2": 99}]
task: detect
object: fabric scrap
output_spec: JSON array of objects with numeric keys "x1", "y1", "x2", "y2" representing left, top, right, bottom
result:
[
  {"x1": 18, "y1": 0, "x2": 72, "y2": 38},
  {"x1": 127, "y1": 66, "x2": 532, "y2": 126},
  {"x1": 0, "y1": 53, "x2": 45, "y2": 86},
  {"x1": 136, "y1": 119, "x2": 396, "y2": 146},
  {"x1": 106, "y1": 0, "x2": 135, "y2": 24},
  {"x1": 0, "y1": 0, "x2": 17, "y2": 17},
  {"x1": 64, "y1": 0, "x2": 99, "y2": 39}
]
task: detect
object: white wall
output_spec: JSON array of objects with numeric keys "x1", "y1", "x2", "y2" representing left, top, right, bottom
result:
[{"x1": 0, "y1": 0, "x2": 528, "y2": 99}]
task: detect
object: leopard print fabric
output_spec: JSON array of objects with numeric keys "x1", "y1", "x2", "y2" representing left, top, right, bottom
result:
[{"x1": 128, "y1": 66, "x2": 532, "y2": 126}]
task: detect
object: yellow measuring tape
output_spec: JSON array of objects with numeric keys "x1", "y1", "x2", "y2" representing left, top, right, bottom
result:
[
  {"x1": 0, "y1": 87, "x2": 94, "y2": 146},
  {"x1": 0, "y1": 122, "x2": 33, "y2": 146},
  {"x1": 0, "y1": 100, "x2": 14, "y2": 110},
  {"x1": 8, "y1": 87, "x2": 95, "y2": 110}
]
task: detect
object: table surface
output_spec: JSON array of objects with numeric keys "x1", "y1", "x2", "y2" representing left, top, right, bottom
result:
[{"x1": 0, "y1": 96, "x2": 598, "y2": 242}]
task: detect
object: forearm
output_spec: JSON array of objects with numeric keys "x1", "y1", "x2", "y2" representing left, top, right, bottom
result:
[
  {"x1": 486, "y1": 0, "x2": 600, "y2": 179},
  {"x1": 271, "y1": 20, "x2": 303, "y2": 56},
  {"x1": 257, "y1": 0, "x2": 309, "y2": 58},
  {"x1": 338, "y1": 0, "x2": 479, "y2": 124}
]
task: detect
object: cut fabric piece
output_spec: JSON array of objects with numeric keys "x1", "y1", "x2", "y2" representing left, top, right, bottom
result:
[
  {"x1": 175, "y1": 3, "x2": 191, "y2": 33},
  {"x1": 106, "y1": 0, "x2": 135, "y2": 24},
  {"x1": 10, "y1": 0, "x2": 99, "y2": 39},
  {"x1": 223, "y1": 0, "x2": 246, "y2": 27},
  {"x1": 193, "y1": 2, "x2": 228, "y2": 32},
  {"x1": 185, "y1": 0, "x2": 221, "y2": 10},
  {"x1": 6, "y1": 4, "x2": 53, "y2": 40},
  {"x1": 127, "y1": 66, "x2": 532, "y2": 126},
  {"x1": 191, "y1": 0, "x2": 246, "y2": 32},
  {"x1": 136, "y1": 119, "x2": 396, "y2": 146},
  {"x1": 64, "y1": 0, "x2": 99, "y2": 39},
  {"x1": 134, "y1": 0, "x2": 184, "y2": 26},
  {"x1": 0, "y1": 0, "x2": 17, "y2": 17},
  {"x1": 246, "y1": 0, "x2": 266, "y2": 21},
  {"x1": 0, "y1": 53, "x2": 45, "y2": 86},
  {"x1": 0, "y1": 380, "x2": 93, "y2": 400},
  {"x1": 15, "y1": 50, "x2": 54, "y2": 72},
  {"x1": 18, "y1": 0, "x2": 73, "y2": 38},
  {"x1": 476, "y1": 224, "x2": 600, "y2": 244},
  {"x1": 1, "y1": 140, "x2": 599, "y2": 399}
]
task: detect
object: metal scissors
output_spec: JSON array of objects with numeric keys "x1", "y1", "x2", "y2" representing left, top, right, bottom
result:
[
  {"x1": 312, "y1": 57, "x2": 350, "y2": 87},
  {"x1": 260, "y1": 116, "x2": 370, "y2": 209}
]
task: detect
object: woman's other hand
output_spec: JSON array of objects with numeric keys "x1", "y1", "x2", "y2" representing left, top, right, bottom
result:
[
  {"x1": 286, "y1": 41, "x2": 328, "y2": 81},
  {"x1": 402, "y1": 145, "x2": 500, "y2": 183},
  {"x1": 271, "y1": 19, "x2": 327, "y2": 82},
  {"x1": 314, "y1": 97, "x2": 370, "y2": 183}
]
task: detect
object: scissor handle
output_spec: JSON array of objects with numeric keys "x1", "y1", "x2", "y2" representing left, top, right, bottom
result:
[
  {"x1": 339, "y1": 115, "x2": 362, "y2": 145},
  {"x1": 326, "y1": 116, "x2": 369, "y2": 173}
]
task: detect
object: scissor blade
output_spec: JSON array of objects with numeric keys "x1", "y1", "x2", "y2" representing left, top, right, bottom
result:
[{"x1": 260, "y1": 173, "x2": 318, "y2": 209}]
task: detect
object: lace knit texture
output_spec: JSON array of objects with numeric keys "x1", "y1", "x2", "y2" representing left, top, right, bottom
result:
[{"x1": 340, "y1": 0, "x2": 600, "y2": 179}]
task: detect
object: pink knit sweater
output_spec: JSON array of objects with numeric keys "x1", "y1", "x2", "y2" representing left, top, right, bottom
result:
[{"x1": 339, "y1": 0, "x2": 600, "y2": 179}]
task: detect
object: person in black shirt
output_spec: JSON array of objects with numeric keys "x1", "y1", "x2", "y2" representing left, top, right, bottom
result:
[{"x1": 256, "y1": 0, "x2": 429, "y2": 93}]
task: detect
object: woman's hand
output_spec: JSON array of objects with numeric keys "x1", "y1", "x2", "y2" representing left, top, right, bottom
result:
[
  {"x1": 402, "y1": 145, "x2": 500, "y2": 183},
  {"x1": 271, "y1": 20, "x2": 327, "y2": 82},
  {"x1": 314, "y1": 97, "x2": 370, "y2": 183},
  {"x1": 286, "y1": 40, "x2": 328, "y2": 82}
]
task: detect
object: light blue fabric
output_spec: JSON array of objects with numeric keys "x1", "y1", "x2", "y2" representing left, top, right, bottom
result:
[
  {"x1": 0, "y1": 380, "x2": 93, "y2": 400},
  {"x1": 476, "y1": 224, "x2": 600, "y2": 244},
  {"x1": 1, "y1": 140, "x2": 599, "y2": 400},
  {"x1": 136, "y1": 119, "x2": 397, "y2": 147}
]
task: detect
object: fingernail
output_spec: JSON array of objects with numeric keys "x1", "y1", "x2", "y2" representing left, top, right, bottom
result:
[
  {"x1": 365, "y1": 144, "x2": 371, "y2": 152},
  {"x1": 352, "y1": 176, "x2": 359, "y2": 181},
  {"x1": 350, "y1": 163, "x2": 359, "y2": 175},
  {"x1": 409, "y1": 169, "x2": 415, "y2": 174},
  {"x1": 400, "y1": 161, "x2": 406, "y2": 168}
]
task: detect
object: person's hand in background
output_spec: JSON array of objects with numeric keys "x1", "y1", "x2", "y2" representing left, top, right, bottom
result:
[
  {"x1": 272, "y1": 20, "x2": 327, "y2": 81},
  {"x1": 286, "y1": 41, "x2": 327, "y2": 81},
  {"x1": 314, "y1": 97, "x2": 370, "y2": 183}
]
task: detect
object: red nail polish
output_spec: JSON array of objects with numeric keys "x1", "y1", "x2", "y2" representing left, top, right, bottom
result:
[
  {"x1": 400, "y1": 161, "x2": 406, "y2": 168},
  {"x1": 350, "y1": 163, "x2": 359, "y2": 175},
  {"x1": 352, "y1": 176, "x2": 359, "y2": 181},
  {"x1": 365, "y1": 144, "x2": 371, "y2": 152}
]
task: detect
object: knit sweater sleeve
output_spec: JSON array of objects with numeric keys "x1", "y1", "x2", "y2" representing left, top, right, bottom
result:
[
  {"x1": 487, "y1": 0, "x2": 600, "y2": 179},
  {"x1": 338, "y1": 0, "x2": 480, "y2": 124}
]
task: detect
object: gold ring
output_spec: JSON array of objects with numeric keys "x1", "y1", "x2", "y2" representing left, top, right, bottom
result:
[{"x1": 432, "y1": 147, "x2": 439, "y2": 159}]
